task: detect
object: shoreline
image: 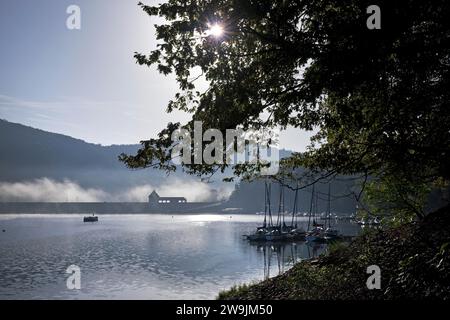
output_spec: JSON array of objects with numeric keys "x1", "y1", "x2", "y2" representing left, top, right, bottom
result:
[{"x1": 218, "y1": 206, "x2": 450, "y2": 300}]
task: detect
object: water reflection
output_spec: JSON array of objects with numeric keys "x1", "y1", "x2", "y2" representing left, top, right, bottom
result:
[
  {"x1": 249, "y1": 241, "x2": 326, "y2": 279},
  {"x1": 0, "y1": 214, "x2": 358, "y2": 299}
]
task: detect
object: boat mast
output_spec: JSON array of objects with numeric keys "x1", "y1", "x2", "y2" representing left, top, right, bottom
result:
[
  {"x1": 263, "y1": 181, "x2": 267, "y2": 228},
  {"x1": 281, "y1": 185, "x2": 286, "y2": 227},
  {"x1": 327, "y1": 184, "x2": 331, "y2": 229},
  {"x1": 307, "y1": 184, "x2": 315, "y2": 230},
  {"x1": 314, "y1": 192, "x2": 320, "y2": 223},
  {"x1": 291, "y1": 184, "x2": 298, "y2": 228},
  {"x1": 312, "y1": 190, "x2": 317, "y2": 226},
  {"x1": 268, "y1": 183, "x2": 273, "y2": 227},
  {"x1": 277, "y1": 184, "x2": 283, "y2": 227}
]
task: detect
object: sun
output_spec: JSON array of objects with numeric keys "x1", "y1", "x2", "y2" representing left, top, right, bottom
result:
[{"x1": 207, "y1": 23, "x2": 224, "y2": 37}]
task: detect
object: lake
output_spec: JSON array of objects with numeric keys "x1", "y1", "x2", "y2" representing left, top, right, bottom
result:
[{"x1": 0, "y1": 214, "x2": 360, "y2": 300}]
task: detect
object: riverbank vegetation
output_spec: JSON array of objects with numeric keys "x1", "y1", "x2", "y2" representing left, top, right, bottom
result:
[{"x1": 218, "y1": 205, "x2": 450, "y2": 299}]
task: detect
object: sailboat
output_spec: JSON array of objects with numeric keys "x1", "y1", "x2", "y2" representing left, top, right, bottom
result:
[
  {"x1": 246, "y1": 182, "x2": 271, "y2": 241},
  {"x1": 323, "y1": 185, "x2": 340, "y2": 240},
  {"x1": 289, "y1": 184, "x2": 306, "y2": 240},
  {"x1": 265, "y1": 185, "x2": 291, "y2": 241},
  {"x1": 305, "y1": 185, "x2": 326, "y2": 242},
  {"x1": 312, "y1": 192, "x2": 324, "y2": 228}
]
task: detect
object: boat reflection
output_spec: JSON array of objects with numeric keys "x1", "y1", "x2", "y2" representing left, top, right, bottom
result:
[{"x1": 250, "y1": 242, "x2": 326, "y2": 279}]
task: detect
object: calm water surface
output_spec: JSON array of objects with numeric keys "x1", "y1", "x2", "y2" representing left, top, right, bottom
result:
[{"x1": 0, "y1": 214, "x2": 359, "y2": 299}]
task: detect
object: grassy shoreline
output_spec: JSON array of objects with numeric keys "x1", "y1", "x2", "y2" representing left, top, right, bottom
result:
[{"x1": 218, "y1": 207, "x2": 450, "y2": 300}]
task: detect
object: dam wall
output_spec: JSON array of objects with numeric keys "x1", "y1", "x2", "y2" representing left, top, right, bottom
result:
[{"x1": 0, "y1": 201, "x2": 224, "y2": 214}]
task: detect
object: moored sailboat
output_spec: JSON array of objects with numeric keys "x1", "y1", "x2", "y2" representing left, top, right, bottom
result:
[
  {"x1": 288, "y1": 184, "x2": 306, "y2": 240},
  {"x1": 265, "y1": 185, "x2": 292, "y2": 241},
  {"x1": 323, "y1": 185, "x2": 341, "y2": 240},
  {"x1": 305, "y1": 184, "x2": 342, "y2": 242},
  {"x1": 246, "y1": 182, "x2": 304, "y2": 242},
  {"x1": 246, "y1": 182, "x2": 272, "y2": 241},
  {"x1": 305, "y1": 185, "x2": 327, "y2": 242}
]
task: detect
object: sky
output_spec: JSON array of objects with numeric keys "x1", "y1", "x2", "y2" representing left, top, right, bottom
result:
[{"x1": 0, "y1": 0, "x2": 313, "y2": 151}]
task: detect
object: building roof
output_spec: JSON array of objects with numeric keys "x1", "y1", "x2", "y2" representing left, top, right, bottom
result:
[
  {"x1": 149, "y1": 190, "x2": 160, "y2": 198},
  {"x1": 148, "y1": 190, "x2": 187, "y2": 202}
]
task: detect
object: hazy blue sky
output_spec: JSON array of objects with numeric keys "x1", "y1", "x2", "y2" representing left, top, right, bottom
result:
[{"x1": 0, "y1": 0, "x2": 313, "y2": 150}]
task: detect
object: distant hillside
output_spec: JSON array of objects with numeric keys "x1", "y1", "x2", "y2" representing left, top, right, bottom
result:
[
  {"x1": 0, "y1": 119, "x2": 139, "y2": 169},
  {"x1": 0, "y1": 119, "x2": 166, "y2": 191},
  {"x1": 0, "y1": 120, "x2": 358, "y2": 212}
]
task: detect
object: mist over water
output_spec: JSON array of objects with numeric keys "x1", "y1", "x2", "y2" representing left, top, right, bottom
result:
[
  {"x1": 0, "y1": 214, "x2": 360, "y2": 299},
  {"x1": 0, "y1": 178, "x2": 232, "y2": 203}
]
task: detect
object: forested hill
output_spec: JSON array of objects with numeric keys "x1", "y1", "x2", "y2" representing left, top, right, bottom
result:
[
  {"x1": 0, "y1": 119, "x2": 139, "y2": 169},
  {"x1": 0, "y1": 119, "x2": 160, "y2": 191}
]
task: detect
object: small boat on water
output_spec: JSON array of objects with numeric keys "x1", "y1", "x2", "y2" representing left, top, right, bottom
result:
[
  {"x1": 305, "y1": 185, "x2": 322, "y2": 242},
  {"x1": 305, "y1": 226, "x2": 326, "y2": 242},
  {"x1": 312, "y1": 221, "x2": 325, "y2": 228},
  {"x1": 305, "y1": 185, "x2": 341, "y2": 242},
  {"x1": 265, "y1": 228, "x2": 290, "y2": 241},
  {"x1": 246, "y1": 226, "x2": 268, "y2": 241},
  {"x1": 322, "y1": 187, "x2": 341, "y2": 241},
  {"x1": 324, "y1": 227, "x2": 340, "y2": 240},
  {"x1": 83, "y1": 213, "x2": 98, "y2": 222}
]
